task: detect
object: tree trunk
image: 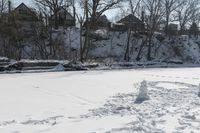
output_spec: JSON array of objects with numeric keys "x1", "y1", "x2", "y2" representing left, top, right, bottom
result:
[
  {"x1": 83, "y1": 0, "x2": 90, "y2": 61},
  {"x1": 165, "y1": 15, "x2": 169, "y2": 35},
  {"x1": 124, "y1": 29, "x2": 131, "y2": 61},
  {"x1": 136, "y1": 38, "x2": 147, "y2": 61},
  {"x1": 54, "y1": 10, "x2": 58, "y2": 29},
  {"x1": 79, "y1": 22, "x2": 83, "y2": 62},
  {"x1": 147, "y1": 34, "x2": 152, "y2": 61}
]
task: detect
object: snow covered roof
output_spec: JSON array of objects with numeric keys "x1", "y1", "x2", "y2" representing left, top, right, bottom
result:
[{"x1": 117, "y1": 14, "x2": 143, "y2": 24}]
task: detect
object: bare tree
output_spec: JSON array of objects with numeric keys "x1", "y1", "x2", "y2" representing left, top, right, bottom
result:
[
  {"x1": 0, "y1": 13, "x2": 25, "y2": 60},
  {"x1": 34, "y1": 0, "x2": 73, "y2": 29},
  {"x1": 128, "y1": 0, "x2": 142, "y2": 16},
  {"x1": 85, "y1": 0, "x2": 123, "y2": 29},
  {"x1": 175, "y1": 0, "x2": 199, "y2": 35},
  {"x1": 163, "y1": 0, "x2": 184, "y2": 35},
  {"x1": 0, "y1": 0, "x2": 8, "y2": 15},
  {"x1": 124, "y1": 0, "x2": 142, "y2": 61},
  {"x1": 75, "y1": 0, "x2": 86, "y2": 62},
  {"x1": 143, "y1": 0, "x2": 164, "y2": 60},
  {"x1": 77, "y1": 0, "x2": 123, "y2": 62}
]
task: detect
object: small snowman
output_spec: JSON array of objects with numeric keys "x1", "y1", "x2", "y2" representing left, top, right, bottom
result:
[{"x1": 135, "y1": 80, "x2": 150, "y2": 103}]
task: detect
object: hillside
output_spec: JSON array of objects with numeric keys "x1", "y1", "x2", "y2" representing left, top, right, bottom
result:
[
  {"x1": 1, "y1": 27, "x2": 200, "y2": 64},
  {"x1": 53, "y1": 28, "x2": 200, "y2": 63}
]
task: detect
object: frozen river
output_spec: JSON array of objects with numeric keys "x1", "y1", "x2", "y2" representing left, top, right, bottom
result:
[{"x1": 0, "y1": 68, "x2": 200, "y2": 133}]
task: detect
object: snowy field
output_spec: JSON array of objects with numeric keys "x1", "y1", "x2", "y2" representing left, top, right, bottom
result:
[{"x1": 1, "y1": 68, "x2": 200, "y2": 133}]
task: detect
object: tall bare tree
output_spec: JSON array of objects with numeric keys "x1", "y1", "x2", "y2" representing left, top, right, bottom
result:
[
  {"x1": 83, "y1": 0, "x2": 90, "y2": 61},
  {"x1": 0, "y1": 0, "x2": 8, "y2": 16},
  {"x1": 123, "y1": 0, "x2": 142, "y2": 61},
  {"x1": 128, "y1": 0, "x2": 142, "y2": 16},
  {"x1": 34, "y1": 0, "x2": 73, "y2": 29},
  {"x1": 77, "y1": 0, "x2": 123, "y2": 61},
  {"x1": 143, "y1": 0, "x2": 164, "y2": 60},
  {"x1": 0, "y1": 0, "x2": 7, "y2": 12},
  {"x1": 175, "y1": 0, "x2": 199, "y2": 35},
  {"x1": 163, "y1": 0, "x2": 184, "y2": 35},
  {"x1": 85, "y1": 0, "x2": 123, "y2": 29}
]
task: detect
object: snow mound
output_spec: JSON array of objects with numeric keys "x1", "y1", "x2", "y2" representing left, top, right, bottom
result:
[
  {"x1": 54, "y1": 64, "x2": 65, "y2": 71},
  {"x1": 0, "y1": 57, "x2": 9, "y2": 61}
]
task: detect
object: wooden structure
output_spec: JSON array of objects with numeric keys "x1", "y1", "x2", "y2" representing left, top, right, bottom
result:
[
  {"x1": 84, "y1": 13, "x2": 110, "y2": 30},
  {"x1": 49, "y1": 7, "x2": 76, "y2": 28},
  {"x1": 111, "y1": 14, "x2": 145, "y2": 32}
]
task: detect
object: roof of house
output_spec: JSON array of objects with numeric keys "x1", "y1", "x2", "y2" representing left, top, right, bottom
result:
[
  {"x1": 98, "y1": 15, "x2": 110, "y2": 23},
  {"x1": 15, "y1": 3, "x2": 27, "y2": 9},
  {"x1": 15, "y1": 3, "x2": 31, "y2": 12},
  {"x1": 50, "y1": 6, "x2": 74, "y2": 20},
  {"x1": 117, "y1": 14, "x2": 143, "y2": 24},
  {"x1": 83, "y1": 14, "x2": 110, "y2": 28},
  {"x1": 58, "y1": 7, "x2": 72, "y2": 15},
  {"x1": 14, "y1": 3, "x2": 37, "y2": 15}
]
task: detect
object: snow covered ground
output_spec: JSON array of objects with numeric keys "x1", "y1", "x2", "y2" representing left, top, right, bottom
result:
[{"x1": 1, "y1": 68, "x2": 200, "y2": 133}]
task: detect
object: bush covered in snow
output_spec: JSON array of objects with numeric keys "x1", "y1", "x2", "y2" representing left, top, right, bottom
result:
[{"x1": 135, "y1": 80, "x2": 150, "y2": 103}]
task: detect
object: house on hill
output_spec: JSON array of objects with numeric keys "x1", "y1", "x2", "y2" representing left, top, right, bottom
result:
[
  {"x1": 9, "y1": 3, "x2": 39, "y2": 37},
  {"x1": 84, "y1": 13, "x2": 111, "y2": 30},
  {"x1": 13, "y1": 3, "x2": 38, "y2": 21},
  {"x1": 111, "y1": 14, "x2": 145, "y2": 32},
  {"x1": 1, "y1": 3, "x2": 38, "y2": 23},
  {"x1": 168, "y1": 23, "x2": 178, "y2": 36},
  {"x1": 49, "y1": 7, "x2": 76, "y2": 28},
  {"x1": 94, "y1": 14, "x2": 110, "y2": 29}
]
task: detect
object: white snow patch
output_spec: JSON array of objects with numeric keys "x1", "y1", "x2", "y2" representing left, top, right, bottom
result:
[
  {"x1": 1, "y1": 68, "x2": 200, "y2": 132},
  {"x1": 53, "y1": 64, "x2": 65, "y2": 71}
]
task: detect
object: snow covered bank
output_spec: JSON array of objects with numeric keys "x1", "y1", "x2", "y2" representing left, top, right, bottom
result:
[
  {"x1": 2, "y1": 27, "x2": 200, "y2": 63},
  {"x1": 1, "y1": 58, "x2": 200, "y2": 74},
  {"x1": 1, "y1": 68, "x2": 200, "y2": 132}
]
